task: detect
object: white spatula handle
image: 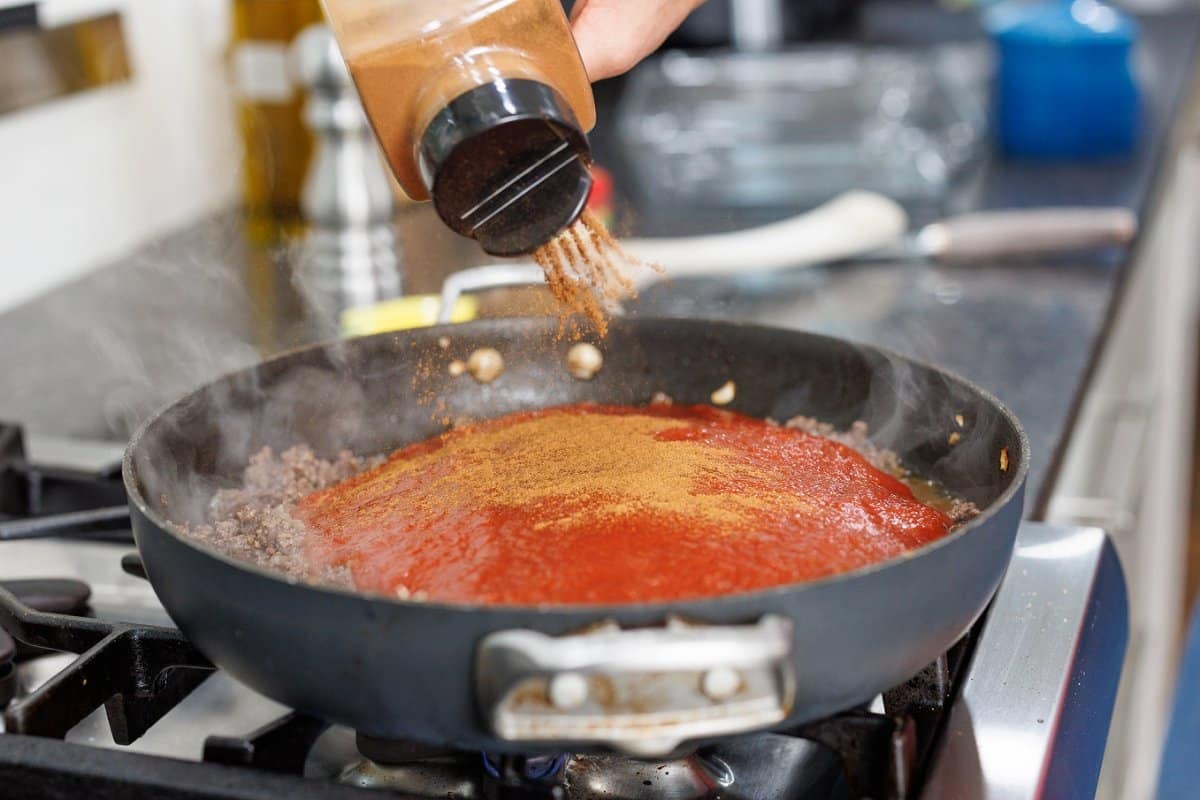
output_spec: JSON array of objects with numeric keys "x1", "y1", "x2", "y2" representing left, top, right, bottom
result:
[
  {"x1": 436, "y1": 191, "x2": 909, "y2": 320},
  {"x1": 624, "y1": 190, "x2": 908, "y2": 288}
]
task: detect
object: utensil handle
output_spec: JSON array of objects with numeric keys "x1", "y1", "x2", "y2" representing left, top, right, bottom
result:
[
  {"x1": 435, "y1": 192, "x2": 906, "y2": 317},
  {"x1": 437, "y1": 263, "x2": 546, "y2": 324},
  {"x1": 917, "y1": 207, "x2": 1138, "y2": 262},
  {"x1": 624, "y1": 190, "x2": 908, "y2": 286},
  {"x1": 475, "y1": 615, "x2": 794, "y2": 756}
]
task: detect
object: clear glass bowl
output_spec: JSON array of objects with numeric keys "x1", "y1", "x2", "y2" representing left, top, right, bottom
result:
[{"x1": 616, "y1": 45, "x2": 990, "y2": 212}]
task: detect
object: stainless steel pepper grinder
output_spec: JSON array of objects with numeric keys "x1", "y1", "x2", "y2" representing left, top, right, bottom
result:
[{"x1": 290, "y1": 24, "x2": 400, "y2": 316}]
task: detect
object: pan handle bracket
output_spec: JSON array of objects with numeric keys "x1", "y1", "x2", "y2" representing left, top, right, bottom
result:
[{"x1": 475, "y1": 615, "x2": 795, "y2": 756}]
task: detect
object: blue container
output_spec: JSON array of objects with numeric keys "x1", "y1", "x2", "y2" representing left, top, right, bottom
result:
[{"x1": 986, "y1": 0, "x2": 1140, "y2": 159}]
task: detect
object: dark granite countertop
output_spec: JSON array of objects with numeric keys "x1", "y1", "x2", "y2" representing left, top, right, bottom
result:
[{"x1": 0, "y1": 12, "x2": 1196, "y2": 518}]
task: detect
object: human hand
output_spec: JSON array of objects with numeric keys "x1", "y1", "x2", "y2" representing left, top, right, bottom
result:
[{"x1": 570, "y1": 0, "x2": 708, "y2": 81}]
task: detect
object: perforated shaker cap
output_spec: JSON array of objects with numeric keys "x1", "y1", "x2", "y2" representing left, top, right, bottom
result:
[{"x1": 419, "y1": 79, "x2": 593, "y2": 257}]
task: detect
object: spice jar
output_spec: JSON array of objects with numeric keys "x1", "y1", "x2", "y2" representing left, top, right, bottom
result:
[{"x1": 320, "y1": 0, "x2": 597, "y2": 256}]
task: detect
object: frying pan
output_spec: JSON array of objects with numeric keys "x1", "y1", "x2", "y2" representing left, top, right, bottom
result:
[{"x1": 123, "y1": 317, "x2": 1027, "y2": 756}]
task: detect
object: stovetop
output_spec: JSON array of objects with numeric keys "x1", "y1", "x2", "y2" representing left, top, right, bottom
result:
[{"x1": 0, "y1": 426, "x2": 1128, "y2": 799}]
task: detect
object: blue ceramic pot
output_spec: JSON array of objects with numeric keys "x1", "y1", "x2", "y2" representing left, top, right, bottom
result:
[{"x1": 986, "y1": 0, "x2": 1139, "y2": 159}]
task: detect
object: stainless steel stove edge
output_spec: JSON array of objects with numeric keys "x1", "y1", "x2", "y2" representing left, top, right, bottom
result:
[{"x1": 923, "y1": 522, "x2": 1128, "y2": 799}]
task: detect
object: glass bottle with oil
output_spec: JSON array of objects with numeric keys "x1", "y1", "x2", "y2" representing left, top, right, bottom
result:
[{"x1": 230, "y1": 0, "x2": 325, "y2": 245}]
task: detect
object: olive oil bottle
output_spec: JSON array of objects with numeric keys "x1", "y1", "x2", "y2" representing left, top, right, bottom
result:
[{"x1": 230, "y1": 0, "x2": 325, "y2": 244}]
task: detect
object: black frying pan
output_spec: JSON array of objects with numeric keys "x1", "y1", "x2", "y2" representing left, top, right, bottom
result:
[{"x1": 123, "y1": 317, "x2": 1027, "y2": 756}]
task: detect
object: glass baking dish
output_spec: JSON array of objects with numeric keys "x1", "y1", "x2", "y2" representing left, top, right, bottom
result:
[{"x1": 616, "y1": 45, "x2": 990, "y2": 212}]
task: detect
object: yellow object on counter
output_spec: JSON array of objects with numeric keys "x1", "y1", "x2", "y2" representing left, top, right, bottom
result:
[{"x1": 340, "y1": 295, "x2": 479, "y2": 336}]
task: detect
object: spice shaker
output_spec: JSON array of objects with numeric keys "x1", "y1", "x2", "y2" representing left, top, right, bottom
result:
[{"x1": 320, "y1": 0, "x2": 596, "y2": 256}]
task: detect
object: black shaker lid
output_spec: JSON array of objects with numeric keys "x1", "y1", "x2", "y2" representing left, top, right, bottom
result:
[{"x1": 419, "y1": 79, "x2": 593, "y2": 257}]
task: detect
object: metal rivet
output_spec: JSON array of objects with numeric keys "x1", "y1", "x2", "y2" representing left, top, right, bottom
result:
[
  {"x1": 701, "y1": 667, "x2": 741, "y2": 701},
  {"x1": 548, "y1": 673, "x2": 588, "y2": 710}
]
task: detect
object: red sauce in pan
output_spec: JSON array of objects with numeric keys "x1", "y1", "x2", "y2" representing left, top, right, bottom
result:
[{"x1": 297, "y1": 403, "x2": 955, "y2": 605}]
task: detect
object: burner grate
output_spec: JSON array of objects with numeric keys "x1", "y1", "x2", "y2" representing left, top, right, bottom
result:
[
  {"x1": 0, "y1": 421, "x2": 131, "y2": 542},
  {"x1": 205, "y1": 712, "x2": 331, "y2": 774},
  {"x1": 0, "y1": 734, "x2": 373, "y2": 800},
  {"x1": 796, "y1": 633, "x2": 974, "y2": 799},
  {"x1": 0, "y1": 582, "x2": 212, "y2": 742},
  {"x1": 799, "y1": 710, "x2": 915, "y2": 798},
  {"x1": 0, "y1": 579, "x2": 92, "y2": 707}
]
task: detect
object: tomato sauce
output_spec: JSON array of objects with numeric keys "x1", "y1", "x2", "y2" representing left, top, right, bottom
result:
[{"x1": 297, "y1": 403, "x2": 955, "y2": 605}]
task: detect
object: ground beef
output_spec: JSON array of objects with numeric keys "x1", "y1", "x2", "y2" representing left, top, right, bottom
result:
[
  {"x1": 181, "y1": 411, "x2": 978, "y2": 589},
  {"x1": 183, "y1": 446, "x2": 381, "y2": 588},
  {"x1": 941, "y1": 498, "x2": 981, "y2": 525}
]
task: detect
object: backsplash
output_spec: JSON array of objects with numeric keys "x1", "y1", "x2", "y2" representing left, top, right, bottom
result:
[{"x1": 0, "y1": 0, "x2": 239, "y2": 312}]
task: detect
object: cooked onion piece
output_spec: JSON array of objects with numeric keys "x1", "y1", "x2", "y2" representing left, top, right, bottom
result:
[
  {"x1": 466, "y1": 348, "x2": 504, "y2": 383},
  {"x1": 566, "y1": 343, "x2": 603, "y2": 380},
  {"x1": 710, "y1": 380, "x2": 736, "y2": 406}
]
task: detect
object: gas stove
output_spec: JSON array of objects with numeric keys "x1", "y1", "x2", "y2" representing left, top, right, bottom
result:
[{"x1": 0, "y1": 424, "x2": 1127, "y2": 799}]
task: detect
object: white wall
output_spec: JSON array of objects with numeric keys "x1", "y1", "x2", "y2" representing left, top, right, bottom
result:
[{"x1": 0, "y1": 0, "x2": 239, "y2": 312}]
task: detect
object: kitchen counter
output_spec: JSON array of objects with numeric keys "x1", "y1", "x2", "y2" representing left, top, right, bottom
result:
[{"x1": 0, "y1": 12, "x2": 1197, "y2": 517}]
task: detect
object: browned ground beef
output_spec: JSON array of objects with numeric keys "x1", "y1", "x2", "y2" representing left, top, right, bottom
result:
[
  {"x1": 182, "y1": 411, "x2": 979, "y2": 589},
  {"x1": 184, "y1": 447, "x2": 382, "y2": 588}
]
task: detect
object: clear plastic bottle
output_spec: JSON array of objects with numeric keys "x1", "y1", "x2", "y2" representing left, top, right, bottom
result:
[{"x1": 320, "y1": 0, "x2": 597, "y2": 255}]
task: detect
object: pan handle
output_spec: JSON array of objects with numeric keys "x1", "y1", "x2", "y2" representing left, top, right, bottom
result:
[{"x1": 475, "y1": 615, "x2": 795, "y2": 756}]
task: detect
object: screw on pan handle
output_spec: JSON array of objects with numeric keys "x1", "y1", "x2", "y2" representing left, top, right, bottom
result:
[{"x1": 475, "y1": 615, "x2": 795, "y2": 756}]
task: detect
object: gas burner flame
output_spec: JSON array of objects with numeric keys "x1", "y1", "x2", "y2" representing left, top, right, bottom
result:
[{"x1": 482, "y1": 752, "x2": 568, "y2": 781}]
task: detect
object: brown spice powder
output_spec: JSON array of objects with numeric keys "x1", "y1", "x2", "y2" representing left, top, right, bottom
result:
[
  {"x1": 303, "y1": 410, "x2": 808, "y2": 537},
  {"x1": 532, "y1": 210, "x2": 658, "y2": 337}
]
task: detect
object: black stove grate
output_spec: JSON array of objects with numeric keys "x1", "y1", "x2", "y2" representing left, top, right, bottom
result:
[
  {"x1": 0, "y1": 581, "x2": 212, "y2": 743},
  {"x1": 0, "y1": 734, "x2": 374, "y2": 800},
  {"x1": 204, "y1": 712, "x2": 331, "y2": 775},
  {"x1": 0, "y1": 422, "x2": 131, "y2": 542},
  {"x1": 0, "y1": 579, "x2": 92, "y2": 707}
]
